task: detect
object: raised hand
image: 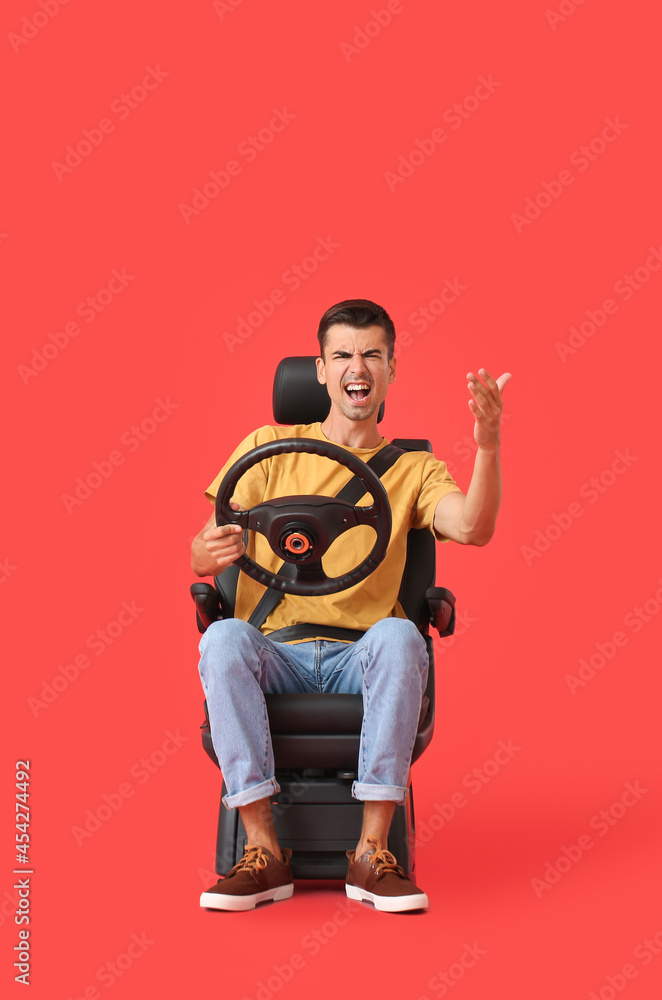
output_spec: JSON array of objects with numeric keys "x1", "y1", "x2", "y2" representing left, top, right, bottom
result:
[{"x1": 466, "y1": 369, "x2": 512, "y2": 450}]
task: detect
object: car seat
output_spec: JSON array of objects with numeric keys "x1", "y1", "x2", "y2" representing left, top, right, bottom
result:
[{"x1": 192, "y1": 356, "x2": 455, "y2": 879}]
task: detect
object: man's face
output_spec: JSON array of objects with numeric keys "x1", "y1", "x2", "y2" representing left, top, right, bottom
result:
[{"x1": 316, "y1": 324, "x2": 396, "y2": 423}]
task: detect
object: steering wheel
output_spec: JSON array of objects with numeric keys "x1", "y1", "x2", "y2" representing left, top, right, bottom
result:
[{"x1": 215, "y1": 438, "x2": 392, "y2": 596}]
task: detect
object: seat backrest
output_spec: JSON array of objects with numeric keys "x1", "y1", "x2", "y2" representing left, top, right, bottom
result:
[{"x1": 397, "y1": 526, "x2": 436, "y2": 633}]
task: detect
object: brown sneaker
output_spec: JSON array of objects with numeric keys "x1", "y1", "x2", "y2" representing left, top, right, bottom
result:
[
  {"x1": 200, "y1": 845, "x2": 294, "y2": 911},
  {"x1": 345, "y1": 837, "x2": 428, "y2": 912}
]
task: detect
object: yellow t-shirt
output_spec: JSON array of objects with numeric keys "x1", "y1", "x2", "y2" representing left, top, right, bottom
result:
[{"x1": 205, "y1": 423, "x2": 461, "y2": 639}]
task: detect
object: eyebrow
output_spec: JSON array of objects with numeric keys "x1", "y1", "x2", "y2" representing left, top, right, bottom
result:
[{"x1": 331, "y1": 348, "x2": 383, "y2": 358}]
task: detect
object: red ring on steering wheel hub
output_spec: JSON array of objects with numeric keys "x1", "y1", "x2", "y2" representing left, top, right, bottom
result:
[{"x1": 284, "y1": 532, "x2": 312, "y2": 554}]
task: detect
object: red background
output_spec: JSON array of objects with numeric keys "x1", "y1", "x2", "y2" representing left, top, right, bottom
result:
[{"x1": 2, "y1": 1, "x2": 661, "y2": 997}]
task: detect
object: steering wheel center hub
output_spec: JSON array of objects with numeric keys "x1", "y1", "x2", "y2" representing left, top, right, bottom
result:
[{"x1": 281, "y1": 528, "x2": 314, "y2": 557}]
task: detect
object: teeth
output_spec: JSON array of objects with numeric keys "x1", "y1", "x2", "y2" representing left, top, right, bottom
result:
[{"x1": 346, "y1": 383, "x2": 370, "y2": 390}]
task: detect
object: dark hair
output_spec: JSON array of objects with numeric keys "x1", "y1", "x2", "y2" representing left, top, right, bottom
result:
[{"x1": 317, "y1": 299, "x2": 396, "y2": 359}]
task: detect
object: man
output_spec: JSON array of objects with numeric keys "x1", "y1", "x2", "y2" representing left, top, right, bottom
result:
[{"x1": 192, "y1": 298, "x2": 510, "y2": 912}]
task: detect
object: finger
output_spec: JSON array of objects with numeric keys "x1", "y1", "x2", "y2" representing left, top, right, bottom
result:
[
  {"x1": 470, "y1": 368, "x2": 510, "y2": 395},
  {"x1": 203, "y1": 523, "x2": 243, "y2": 541},
  {"x1": 469, "y1": 369, "x2": 510, "y2": 410},
  {"x1": 475, "y1": 369, "x2": 504, "y2": 403},
  {"x1": 215, "y1": 543, "x2": 246, "y2": 563},
  {"x1": 467, "y1": 371, "x2": 493, "y2": 394},
  {"x1": 468, "y1": 397, "x2": 491, "y2": 420},
  {"x1": 202, "y1": 524, "x2": 241, "y2": 540},
  {"x1": 210, "y1": 544, "x2": 246, "y2": 570},
  {"x1": 467, "y1": 376, "x2": 498, "y2": 415},
  {"x1": 206, "y1": 528, "x2": 244, "y2": 547},
  {"x1": 206, "y1": 533, "x2": 244, "y2": 551},
  {"x1": 477, "y1": 368, "x2": 500, "y2": 391},
  {"x1": 207, "y1": 540, "x2": 245, "y2": 562},
  {"x1": 467, "y1": 375, "x2": 491, "y2": 398}
]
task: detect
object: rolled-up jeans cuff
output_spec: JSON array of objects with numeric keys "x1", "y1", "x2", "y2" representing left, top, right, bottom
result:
[
  {"x1": 222, "y1": 777, "x2": 280, "y2": 811},
  {"x1": 352, "y1": 781, "x2": 409, "y2": 804}
]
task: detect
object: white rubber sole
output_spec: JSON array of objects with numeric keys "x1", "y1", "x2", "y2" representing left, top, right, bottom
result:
[
  {"x1": 345, "y1": 883, "x2": 428, "y2": 912},
  {"x1": 200, "y1": 883, "x2": 293, "y2": 911}
]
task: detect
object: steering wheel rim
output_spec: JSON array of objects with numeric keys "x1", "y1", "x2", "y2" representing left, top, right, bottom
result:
[{"x1": 215, "y1": 437, "x2": 392, "y2": 596}]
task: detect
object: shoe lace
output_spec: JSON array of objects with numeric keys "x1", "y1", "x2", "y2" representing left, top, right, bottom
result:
[
  {"x1": 227, "y1": 845, "x2": 270, "y2": 878},
  {"x1": 369, "y1": 845, "x2": 407, "y2": 880}
]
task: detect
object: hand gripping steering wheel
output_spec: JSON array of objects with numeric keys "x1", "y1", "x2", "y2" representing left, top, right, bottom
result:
[{"x1": 215, "y1": 438, "x2": 392, "y2": 596}]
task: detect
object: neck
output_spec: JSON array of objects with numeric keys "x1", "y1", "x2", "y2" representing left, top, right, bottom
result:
[{"x1": 319, "y1": 410, "x2": 383, "y2": 449}]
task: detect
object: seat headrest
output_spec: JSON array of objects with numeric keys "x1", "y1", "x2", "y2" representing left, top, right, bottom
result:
[{"x1": 272, "y1": 356, "x2": 384, "y2": 425}]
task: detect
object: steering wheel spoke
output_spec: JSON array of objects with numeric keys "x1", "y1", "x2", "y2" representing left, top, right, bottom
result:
[
  {"x1": 293, "y1": 559, "x2": 327, "y2": 585},
  {"x1": 353, "y1": 502, "x2": 381, "y2": 529},
  {"x1": 228, "y1": 509, "x2": 250, "y2": 529}
]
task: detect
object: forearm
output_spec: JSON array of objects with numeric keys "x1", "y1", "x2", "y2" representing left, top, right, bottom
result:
[{"x1": 456, "y1": 444, "x2": 502, "y2": 545}]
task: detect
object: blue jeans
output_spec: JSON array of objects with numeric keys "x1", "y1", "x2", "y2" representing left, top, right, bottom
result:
[{"x1": 198, "y1": 617, "x2": 429, "y2": 809}]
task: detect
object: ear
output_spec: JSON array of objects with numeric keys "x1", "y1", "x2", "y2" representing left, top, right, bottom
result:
[
  {"x1": 316, "y1": 355, "x2": 326, "y2": 385},
  {"x1": 388, "y1": 355, "x2": 397, "y2": 383}
]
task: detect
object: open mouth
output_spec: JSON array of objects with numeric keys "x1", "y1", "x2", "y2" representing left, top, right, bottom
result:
[{"x1": 344, "y1": 381, "x2": 371, "y2": 402}]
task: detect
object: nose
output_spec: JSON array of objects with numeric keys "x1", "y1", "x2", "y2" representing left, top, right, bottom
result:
[{"x1": 348, "y1": 351, "x2": 369, "y2": 376}]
